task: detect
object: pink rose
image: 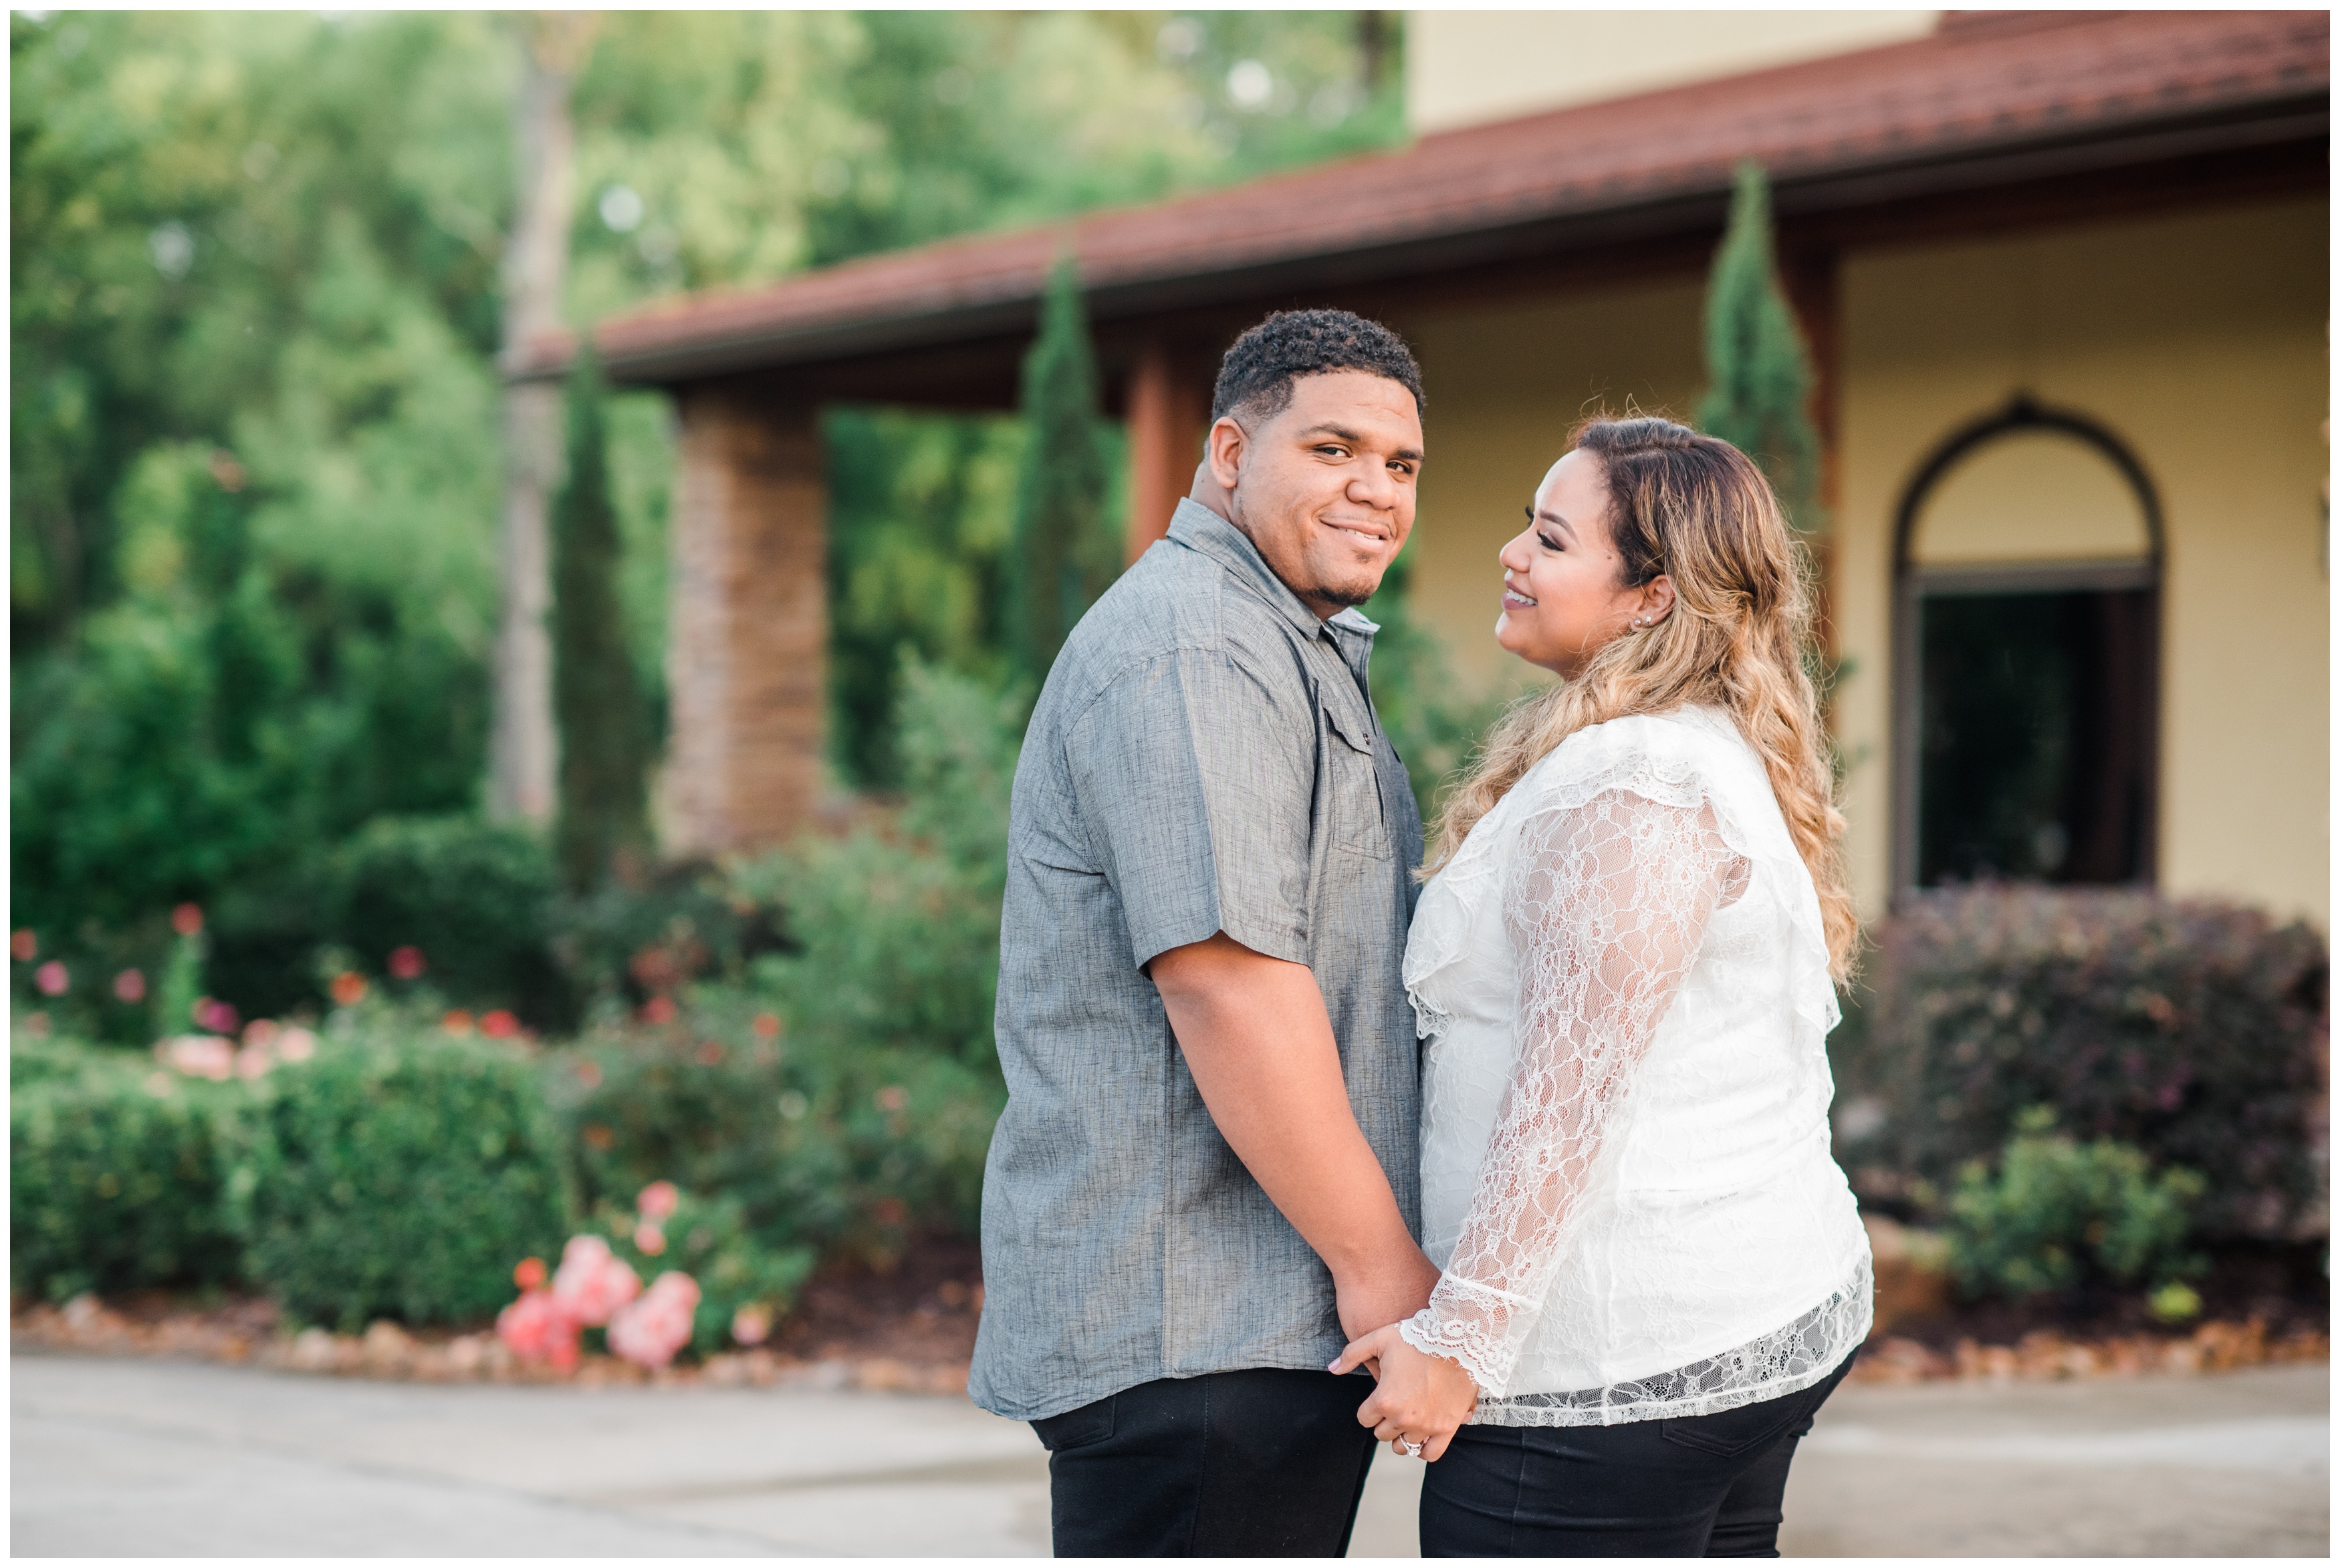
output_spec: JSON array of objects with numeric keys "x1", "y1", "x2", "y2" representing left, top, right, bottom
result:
[
  {"x1": 33, "y1": 960, "x2": 68, "y2": 997},
  {"x1": 731, "y1": 1303, "x2": 772, "y2": 1347},
  {"x1": 637, "y1": 1180, "x2": 680, "y2": 1221},
  {"x1": 162, "y1": 1035, "x2": 234, "y2": 1081},
  {"x1": 495, "y1": 1288, "x2": 579, "y2": 1369},
  {"x1": 550, "y1": 1234, "x2": 640, "y2": 1327},
  {"x1": 608, "y1": 1271, "x2": 701, "y2": 1369}
]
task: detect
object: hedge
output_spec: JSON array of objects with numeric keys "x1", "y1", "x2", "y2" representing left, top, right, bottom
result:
[
  {"x1": 229, "y1": 1026, "x2": 576, "y2": 1330},
  {"x1": 1831, "y1": 886, "x2": 2327, "y2": 1241},
  {"x1": 11, "y1": 1042, "x2": 243, "y2": 1301}
]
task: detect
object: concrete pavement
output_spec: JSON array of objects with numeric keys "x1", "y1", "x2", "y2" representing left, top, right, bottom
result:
[{"x1": 12, "y1": 1351, "x2": 2327, "y2": 1555}]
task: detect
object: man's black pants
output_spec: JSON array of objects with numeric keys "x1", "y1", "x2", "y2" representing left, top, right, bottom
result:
[
  {"x1": 1033, "y1": 1367, "x2": 1380, "y2": 1556},
  {"x1": 1419, "y1": 1355, "x2": 1855, "y2": 1557}
]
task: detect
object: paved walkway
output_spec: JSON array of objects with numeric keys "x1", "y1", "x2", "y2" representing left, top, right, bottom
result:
[{"x1": 13, "y1": 1352, "x2": 2327, "y2": 1556}]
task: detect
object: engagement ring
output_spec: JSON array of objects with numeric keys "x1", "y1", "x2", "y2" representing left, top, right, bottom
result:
[{"x1": 1399, "y1": 1436, "x2": 1424, "y2": 1458}]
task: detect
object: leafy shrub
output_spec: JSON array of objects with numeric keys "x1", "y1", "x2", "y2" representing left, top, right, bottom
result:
[
  {"x1": 731, "y1": 661, "x2": 1016, "y2": 1240},
  {"x1": 211, "y1": 814, "x2": 568, "y2": 1028},
  {"x1": 230, "y1": 1023, "x2": 575, "y2": 1329},
  {"x1": 552, "y1": 1018, "x2": 852, "y2": 1257},
  {"x1": 550, "y1": 858, "x2": 790, "y2": 1020},
  {"x1": 1831, "y1": 886, "x2": 2327, "y2": 1241},
  {"x1": 558, "y1": 663, "x2": 1016, "y2": 1265},
  {"x1": 11, "y1": 1039, "x2": 244, "y2": 1301},
  {"x1": 592, "y1": 1184, "x2": 816, "y2": 1357},
  {"x1": 1945, "y1": 1107, "x2": 2206, "y2": 1302}
]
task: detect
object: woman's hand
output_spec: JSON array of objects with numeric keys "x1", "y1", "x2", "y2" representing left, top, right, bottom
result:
[{"x1": 1330, "y1": 1324, "x2": 1478, "y2": 1461}]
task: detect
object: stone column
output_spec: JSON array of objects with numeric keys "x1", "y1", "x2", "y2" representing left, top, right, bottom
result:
[
  {"x1": 661, "y1": 390, "x2": 828, "y2": 858},
  {"x1": 1123, "y1": 342, "x2": 1211, "y2": 563}
]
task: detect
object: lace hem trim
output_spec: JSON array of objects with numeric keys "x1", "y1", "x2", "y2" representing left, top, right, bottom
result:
[{"x1": 1459, "y1": 1257, "x2": 1873, "y2": 1428}]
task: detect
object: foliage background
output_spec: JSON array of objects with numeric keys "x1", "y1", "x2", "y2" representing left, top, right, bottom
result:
[{"x1": 11, "y1": 10, "x2": 1412, "y2": 989}]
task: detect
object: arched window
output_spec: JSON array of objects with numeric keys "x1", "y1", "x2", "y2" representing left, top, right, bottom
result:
[{"x1": 1890, "y1": 397, "x2": 2163, "y2": 894}]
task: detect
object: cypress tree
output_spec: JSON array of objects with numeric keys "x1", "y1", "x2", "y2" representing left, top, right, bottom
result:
[
  {"x1": 551, "y1": 344, "x2": 649, "y2": 894},
  {"x1": 1009, "y1": 254, "x2": 1118, "y2": 683},
  {"x1": 1698, "y1": 162, "x2": 1823, "y2": 531}
]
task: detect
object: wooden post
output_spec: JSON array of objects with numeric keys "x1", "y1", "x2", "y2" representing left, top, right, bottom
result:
[
  {"x1": 662, "y1": 390, "x2": 828, "y2": 858},
  {"x1": 1123, "y1": 344, "x2": 1209, "y2": 564}
]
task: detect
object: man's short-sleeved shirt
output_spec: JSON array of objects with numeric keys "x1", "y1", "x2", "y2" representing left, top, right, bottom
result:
[{"x1": 967, "y1": 499, "x2": 1424, "y2": 1423}]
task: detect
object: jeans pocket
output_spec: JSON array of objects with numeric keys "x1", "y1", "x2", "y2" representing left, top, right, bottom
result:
[
  {"x1": 1657, "y1": 1402, "x2": 1800, "y2": 1460},
  {"x1": 1033, "y1": 1394, "x2": 1116, "y2": 1453}
]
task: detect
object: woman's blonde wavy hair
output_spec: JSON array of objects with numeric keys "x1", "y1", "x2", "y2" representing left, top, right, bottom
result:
[{"x1": 1425, "y1": 415, "x2": 1859, "y2": 982}]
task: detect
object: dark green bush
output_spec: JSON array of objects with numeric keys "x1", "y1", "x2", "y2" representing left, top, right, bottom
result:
[
  {"x1": 1831, "y1": 886, "x2": 2326, "y2": 1242},
  {"x1": 209, "y1": 813, "x2": 568, "y2": 1027},
  {"x1": 230, "y1": 1025, "x2": 575, "y2": 1329},
  {"x1": 1944, "y1": 1107, "x2": 2206, "y2": 1302},
  {"x1": 11, "y1": 1039, "x2": 244, "y2": 1301}
]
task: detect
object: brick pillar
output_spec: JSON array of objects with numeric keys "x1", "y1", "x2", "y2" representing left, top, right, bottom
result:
[
  {"x1": 1123, "y1": 343, "x2": 1211, "y2": 563},
  {"x1": 662, "y1": 390, "x2": 827, "y2": 858}
]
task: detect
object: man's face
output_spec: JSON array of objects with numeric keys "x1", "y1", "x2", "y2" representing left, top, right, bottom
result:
[{"x1": 1209, "y1": 370, "x2": 1423, "y2": 618}]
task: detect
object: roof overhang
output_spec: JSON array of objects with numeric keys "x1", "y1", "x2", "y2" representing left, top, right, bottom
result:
[{"x1": 510, "y1": 9, "x2": 2328, "y2": 395}]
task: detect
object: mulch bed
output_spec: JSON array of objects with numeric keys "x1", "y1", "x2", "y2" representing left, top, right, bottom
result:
[
  {"x1": 1850, "y1": 1238, "x2": 2327, "y2": 1384},
  {"x1": 14, "y1": 1234, "x2": 2324, "y2": 1392}
]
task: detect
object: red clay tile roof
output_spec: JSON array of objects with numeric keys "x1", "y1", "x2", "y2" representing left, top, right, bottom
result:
[{"x1": 524, "y1": 10, "x2": 2327, "y2": 385}]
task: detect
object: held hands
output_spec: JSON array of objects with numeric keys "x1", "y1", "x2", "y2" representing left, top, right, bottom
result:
[
  {"x1": 1332, "y1": 1248, "x2": 1441, "y2": 1345},
  {"x1": 1331, "y1": 1324, "x2": 1479, "y2": 1462}
]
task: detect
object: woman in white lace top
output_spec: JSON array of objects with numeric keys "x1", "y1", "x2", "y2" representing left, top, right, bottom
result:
[{"x1": 1331, "y1": 417, "x2": 1871, "y2": 1555}]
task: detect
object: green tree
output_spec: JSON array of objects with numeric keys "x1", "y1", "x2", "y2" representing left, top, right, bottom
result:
[
  {"x1": 551, "y1": 346, "x2": 649, "y2": 894},
  {"x1": 1697, "y1": 161, "x2": 1821, "y2": 531},
  {"x1": 1008, "y1": 255, "x2": 1118, "y2": 684}
]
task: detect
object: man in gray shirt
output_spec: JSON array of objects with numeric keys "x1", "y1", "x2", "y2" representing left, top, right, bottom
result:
[{"x1": 970, "y1": 310, "x2": 1435, "y2": 1555}]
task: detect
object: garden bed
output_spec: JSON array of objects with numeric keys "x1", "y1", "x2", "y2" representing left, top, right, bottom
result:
[
  {"x1": 15, "y1": 1231, "x2": 2323, "y2": 1394},
  {"x1": 9, "y1": 1232, "x2": 988, "y2": 1396}
]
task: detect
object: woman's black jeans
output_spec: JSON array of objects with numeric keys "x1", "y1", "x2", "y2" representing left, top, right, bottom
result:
[{"x1": 1420, "y1": 1354, "x2": 1854, "y2": 1557}]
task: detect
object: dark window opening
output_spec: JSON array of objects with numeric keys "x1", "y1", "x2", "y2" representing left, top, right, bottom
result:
[
  {"x1": 1888, "y1": 398, "x2": 2165, "y2": 896},
  {"x1": 1915, "y1": 587, "x2": 2154, "y2": 886}
]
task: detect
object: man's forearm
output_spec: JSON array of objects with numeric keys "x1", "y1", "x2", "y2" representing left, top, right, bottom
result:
[{"x1": 1151, "y1": 933, "x2": 1432, "y2": 1309}]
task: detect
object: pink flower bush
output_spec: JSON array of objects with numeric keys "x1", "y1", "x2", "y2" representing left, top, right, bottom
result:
[
  {"x1": 608, "y1": 1271, "x2": 701, "y2": 1369},
  {"x1": 495, "y1": 1285, "x2": 579, "y2": 1371},
  {"x1": 549, "y1": 1234, "x2": 640, "y2": 1326},
  {"x1": 158, "y1": 1035, "x2": 233, "y2": 1081}
]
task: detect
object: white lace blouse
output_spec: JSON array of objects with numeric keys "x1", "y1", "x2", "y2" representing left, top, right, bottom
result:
[{"x1": 1397, "y1": 706, "x2": 1871, "y2": 1427}]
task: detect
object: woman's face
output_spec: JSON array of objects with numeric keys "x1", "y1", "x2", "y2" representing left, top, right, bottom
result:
[{"x1": 1494, "y1": 449, "x2": 1667, "y2": 678}]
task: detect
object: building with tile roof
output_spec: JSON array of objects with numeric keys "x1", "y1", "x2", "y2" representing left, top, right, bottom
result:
[{"x1": 523, "y1": 9, "x2": 2328, "y2": 923}]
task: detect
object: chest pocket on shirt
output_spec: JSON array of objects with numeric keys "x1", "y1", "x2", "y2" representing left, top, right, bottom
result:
[{"x1": 1319, "y1": 694, "x2": 1391, "y2": 862}]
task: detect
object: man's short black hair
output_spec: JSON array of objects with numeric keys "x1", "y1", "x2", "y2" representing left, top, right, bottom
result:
[{"x1": 1210, "y1": 309, "x2": 1425, "y2": 426}]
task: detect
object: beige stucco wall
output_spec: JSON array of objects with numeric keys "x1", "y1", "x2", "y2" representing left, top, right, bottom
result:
[
  {"x1": 1385, "y1": 196, "x2": 2327, "y2": 927},
  {"x1": 1392, "y1": 280, "x2": 1707, "y2": 693},
  {"x1": 1406, "y1": 10, "x2": 1940, "y2": 134},
  {"x1": 1834, "y1": 197, "x2": 2329, "y2": 928}
]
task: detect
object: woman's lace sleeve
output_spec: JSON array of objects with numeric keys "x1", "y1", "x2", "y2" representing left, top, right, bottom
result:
[{"x1": 1397, "y1": 786, "x2": 1742, "y2": 1398}]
